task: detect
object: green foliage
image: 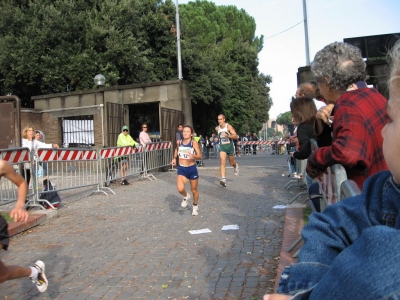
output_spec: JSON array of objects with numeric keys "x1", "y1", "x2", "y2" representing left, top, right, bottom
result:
[
  {"x1": 180, "y1": 0, "x2": 272, "y2": 135},
  {"x1": 0, "y1": 0, "x2": 273, "y2": 135},
  {"x1": 0, "y1": 0, "x2": 176, "y2": 106},
  {"x1": 277, "y1": 111, "x2": 294, "y2": 134},
  {"x1": 0, "y1": 212, "x2": 12, "y2": 222},
  {"x1": 267, "y1": 128, "x2": 275, "y2": 137}
]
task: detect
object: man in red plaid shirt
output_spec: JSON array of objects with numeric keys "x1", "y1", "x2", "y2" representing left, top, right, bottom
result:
[{"x1": 307, "y1": 42, "x2": 389, "y2": 190}]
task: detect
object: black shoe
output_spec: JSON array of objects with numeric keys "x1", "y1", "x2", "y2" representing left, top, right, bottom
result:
[{"x1": 121, "y1": 179, "x2": 130, "y2": 185}]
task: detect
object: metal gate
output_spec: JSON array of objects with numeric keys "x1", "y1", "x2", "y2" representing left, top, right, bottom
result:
[
  {"x1": 107, "y1": 102, "x2": 124, "y2": 147},
  {"x1": 161, "y1": 108, "x2": 183, "y2": 144}
]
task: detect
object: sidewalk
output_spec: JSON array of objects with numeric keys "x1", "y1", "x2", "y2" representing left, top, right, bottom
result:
[{"x1": 1, "y1": 154, "x2": 305, "y2": 299}]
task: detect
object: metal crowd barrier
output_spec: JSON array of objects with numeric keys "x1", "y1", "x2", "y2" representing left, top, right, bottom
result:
[
  {"x1": 340, "y1": 179, "x2": 361, "y2": 200},
  {"x1": 237, "y1": 140, "x2": 289, "y2": 155},
  {"x1": 0, "y1": 147, "x2": 34, "y2": 205},
  {"x1": 286, "y1": 159, "x2": 308, "y2": 203},
  {"x1": 99, "y1": 146, "x2": 142, "y2": 190},
  {"x1": 141, "y1": 141, "x2": 173, "y2": 181},
  {"x1": 33, "y1": 148, "x2": 109, "y2": 209},
  {"x1": 0, "y1": 141, "x2": 175, "y2": 209}
]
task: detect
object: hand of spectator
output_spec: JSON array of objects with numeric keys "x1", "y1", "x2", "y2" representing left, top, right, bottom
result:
[
  {"x1": 52, "y1": 144, "x2": 60, "y2": 148},
  {"x1": 263, "y1": 294, "x2": 292, "y2": 300},
  {"x1": 306, "y1": 162, "x2": 326, "y2": 179},
  {"x1": 316, "y1": 104, "x2": 335, "y2": 125}
]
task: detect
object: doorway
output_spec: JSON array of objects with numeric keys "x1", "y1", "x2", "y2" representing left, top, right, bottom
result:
[{"x1": 128, "y1": 102, "x2": 160, "y2": 141}]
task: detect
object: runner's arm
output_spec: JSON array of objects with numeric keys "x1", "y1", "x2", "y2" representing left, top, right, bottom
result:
[
  {"x1": 227, "y1": 125, "x2": 238, "y2": 140},
  {"x1": 191, "y1": 141, "x2": 203, "y2": 160},
  {"x1": 0, "y1": 160, "x2": 28, "y2": 222}
]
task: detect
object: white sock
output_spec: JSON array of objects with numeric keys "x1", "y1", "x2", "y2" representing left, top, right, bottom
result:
[{"x1": 29, "y1": 266, "x2": 38, "y2": 278}]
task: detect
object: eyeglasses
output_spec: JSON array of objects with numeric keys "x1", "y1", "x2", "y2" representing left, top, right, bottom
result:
[
  {"x1": 123, "y1": 129, "x2": 128, "y2": 132},
  {"x1": 142, "y1": 126, "x2": 147, "y2": 128}
]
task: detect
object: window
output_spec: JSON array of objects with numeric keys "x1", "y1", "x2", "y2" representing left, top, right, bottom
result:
[{"x1": 62, "y1": 116, "x2": 94, "y2": 147}]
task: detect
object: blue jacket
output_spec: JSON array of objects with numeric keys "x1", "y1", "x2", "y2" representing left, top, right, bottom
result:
[{"x1": 278, "y1": 170, "x2": 400, "y2": 299}]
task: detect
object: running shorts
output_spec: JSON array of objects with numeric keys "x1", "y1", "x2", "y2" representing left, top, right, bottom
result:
[
  {"x1": 177, "y1": 164, "x2": 199, "y2": 180},
  {"x1": 219, "y1": 144, "x2": 235, "y2": 156},
  {"x1": 0, "y1": 215, "x2": 10, "y2": 251}
]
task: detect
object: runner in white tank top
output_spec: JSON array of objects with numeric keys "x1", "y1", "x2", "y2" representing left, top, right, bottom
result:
[{"x1": 215, "y1": 114, "x2": 239, "y2": 187}]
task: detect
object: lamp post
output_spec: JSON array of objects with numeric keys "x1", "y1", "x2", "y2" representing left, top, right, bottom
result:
[
  {"x1": 302, "y1": 0, "x2": 310, "y2": 66},
  {"x1": 175, "y1": 0, "x2": 183, "y2": 80},
  {"x1": 94, "y1": 74, "x2": 106, "y2": 88}
]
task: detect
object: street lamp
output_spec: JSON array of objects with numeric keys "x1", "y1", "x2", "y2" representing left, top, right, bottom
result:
[
  {"x1": 94, "y1": 74, "x2": 106, "y2": 87},
  {"x1": 175, "y1": 0, "x2": 182, "y2": 80}
]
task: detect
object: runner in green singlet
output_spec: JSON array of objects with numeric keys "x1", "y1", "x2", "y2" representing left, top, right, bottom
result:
[{"x1": 215, "y1": 114, "x2": 239, "y2": 187}]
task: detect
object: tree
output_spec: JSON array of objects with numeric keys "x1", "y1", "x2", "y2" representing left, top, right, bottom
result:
[
  {"x1": 179, "y1": 0, "x2": 272, "y2": 135},
  {"x1": 0, "y1": 0, "x2": 176, "y2": 107},
  {"x1": 0, "y1": 0, "x2": 273, "y2": 136},
  {"x1": 276, "y1": 111, "x2": 294, "y2": 134}
]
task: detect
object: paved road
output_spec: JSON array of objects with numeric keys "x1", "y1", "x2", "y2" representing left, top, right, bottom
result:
[{"x1": 2, "y1": 153, "x2": 297, "y2": 300}]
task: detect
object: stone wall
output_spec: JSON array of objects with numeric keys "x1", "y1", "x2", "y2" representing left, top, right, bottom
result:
[{"x1": 19, "y1": 80, "x2": 192, "y2": 149}]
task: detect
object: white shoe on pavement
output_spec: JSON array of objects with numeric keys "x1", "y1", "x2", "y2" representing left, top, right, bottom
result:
[
  {"x1": 192, "y1": 205, "x2": 198, "y2": 216},
  {"x1": 220, "y1": 178, "x2": 227, "y2": 187},
  {"x1": 30, "y1": 260, "x2": 48, "y2": 293},
  {"x1": 181, "y1": 193, "x2": 190, "y2": 208},
  {"x1": 234, "y1": 163, "x2": 239, "y2": 176}
]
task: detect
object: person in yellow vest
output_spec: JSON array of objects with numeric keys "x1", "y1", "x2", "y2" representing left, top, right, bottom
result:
[
  {"x1": 117, "y1": 125, "x2": 138, "y2": 185},
  {"x1": 193, "y1": 133, "x2": 200, "y2": 143}
]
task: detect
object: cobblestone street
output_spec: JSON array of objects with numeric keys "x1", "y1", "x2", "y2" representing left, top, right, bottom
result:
[{"x1": 1, "y1": 154, "x2": 296, "y2": 300}]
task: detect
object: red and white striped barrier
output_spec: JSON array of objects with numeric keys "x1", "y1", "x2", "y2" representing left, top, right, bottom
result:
[
  {"x1": 99, "y1": 146, "x2": 134, "y2": 159},
  {"x1": 37, "y1": 149, "x2": 98, "y2": 161},
  {"x1": 0, "y1": 148, "x2": 30, "y2": 163},
  {"x1": 238, "y1": 140, "x2": 289, "y2": 145},
  {"x1": 145, "y1": 141, "x2": 172, "y2": 151}
]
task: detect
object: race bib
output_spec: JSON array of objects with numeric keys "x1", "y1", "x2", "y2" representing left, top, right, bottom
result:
[
  {"x1": 220, "y1": 136, "x2": 230, "y2": 144},
  {"x1": 178, "y1": 146, "x2": 193, "y2": 160}
]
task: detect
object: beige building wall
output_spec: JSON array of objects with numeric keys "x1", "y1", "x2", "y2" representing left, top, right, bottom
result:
[{"x1": 25, "y1": 80, "x2": 191, "y2": 148}]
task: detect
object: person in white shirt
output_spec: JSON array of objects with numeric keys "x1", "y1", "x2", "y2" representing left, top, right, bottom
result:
[{"x1": 21, "y1": 126, "x2": 59, "y2": 187}]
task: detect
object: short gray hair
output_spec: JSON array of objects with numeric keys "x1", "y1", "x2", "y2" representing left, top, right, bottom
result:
[{"x1": 311, "y1": 42, "x2": 366, "y2": 91}]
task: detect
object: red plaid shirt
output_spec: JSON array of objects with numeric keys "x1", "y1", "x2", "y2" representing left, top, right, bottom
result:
[{"x1": 307, "y1": 87, "x2": 389, "y2": 190}]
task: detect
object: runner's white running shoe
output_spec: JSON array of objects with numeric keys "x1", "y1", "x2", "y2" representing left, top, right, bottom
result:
[
  {"x1": 192, "y1": 205, "x2": 198, "y2": 216},
  {"x1": 31, "y1": 260, "x2": 48, "y2": 293},
  {"x1": 220, "y1": 178, "x2": 227, "y2": 187},
  {"x1": 234, "y1": 163, "x2": 239, "y2": 175},
  {"x1": 181, "y1": 193, "x2": 190, "y2": 208}
]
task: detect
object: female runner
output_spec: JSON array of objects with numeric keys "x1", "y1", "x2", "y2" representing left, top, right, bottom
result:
[{"x1": 171, "y1": 125, "x2": 202, "y2": 216}]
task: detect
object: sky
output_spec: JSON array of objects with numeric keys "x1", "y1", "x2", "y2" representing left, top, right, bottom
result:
[{"x1": 177, "y1": 0, "x2": 400, "y2": 119}]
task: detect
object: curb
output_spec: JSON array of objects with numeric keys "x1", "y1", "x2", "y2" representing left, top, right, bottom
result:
[
  {"x1": 1, "y1": 209, "x2": 59, "y2": 237},
  {"x1": 274, "y1": 205, "x2": 305, "y2": 292}
]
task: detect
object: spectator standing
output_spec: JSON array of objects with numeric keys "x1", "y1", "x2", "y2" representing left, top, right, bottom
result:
[
  {"x1": 139, "y1": 123, "x2": 152, "y2": 175},
  {"x1": 271, "y1": 133, "x2": 279, "y2": 154},
  {"x1": 175, "y1": 124, "x2": 183, "y2": 147},
  {"x1": 306, "y1": 42, "x2": 389, "y2": 189},
  {"x1": 296, "y1": 81, "x2": 326, "y2": 110},
  {"x1": 139, "y1": 123, "x2": 151, "y2": 146},
  {"x1": 251, "y1": 133, "x2": 258, "y2": 155},
  {"x1": 212, "y1": 133, "x2": 219, "y2": 158},
  {"x1": 204, "y1": 136, "x2": 212, "y2": 159},
  {"x1": 289, "y1": 97, "x2": 317, "y2": 187},
  {"x1": 175, "y1": 124, "x2": 183, "y2": 165},
  {"x1": 245, "y1": 132, "x2": 251, "y2": 155},
  {"x1": 34, "y1": 130, "x2": 48, "y2": 179},
  {"x1": 22, "y1": 126, "x2": 59, "y2": 188},
  {"x1": 117, "y1": 125, "x2": 138, "y2": 185}
]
